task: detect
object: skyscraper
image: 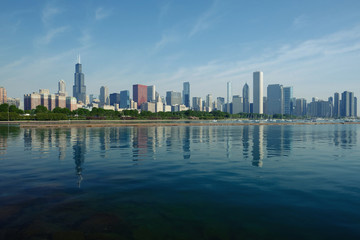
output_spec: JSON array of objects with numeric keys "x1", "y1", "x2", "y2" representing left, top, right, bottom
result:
[
  {"x1": 283, "y1": 86, "x2": 293, "y2": 115},
  {"x1": 147, "y1": 85, "x2": 156, "y2": 102},
  {"x1": 206, "y1": 94, "x2": 212, "y2": 108},
  {"x1": 340, "y1": 91, "x2": 355, "y2": 117},
  {"x1": 100, "y1": 86, "x2": 110, "y2": 106},
  {"x1": 120, "y1": 90, "x2": 130, "y2": 108},
  {"x1": 166, "y1": 91, "x2": 182, "y2": 106},
  {"x1": 183, "y1": 82, "x2": 190, "y2": 108},
  {"x1": 267, "y1": 84, "x2": 283, "y2": 115},
  {"x1": 58, "y1": 80, "x2": 66, "y2": 96},
  {"x1": 242, "y1": 83, "x2": 250, "y2": 113},
  {"x1": 227, "y1": 81, "x2": 232, "y2": 113},
  {"x1": 253, "y1": 71, "x2": 263, "y2": 114},
  {"x1": 333, "y1": 92, "x2": 340, "y2": 118},
  {"x1": 73, "y1": 56, "x2": 86, "y2": 104},
  {"x1": 109, "y1": 93, "x2": 120, "y2": 106},
  {"x1": 133, "y1": 84, "x2": 147, "y2": 107},
  {"x1": 0, "y1": 87, "x2": 7, "y2": 104}
]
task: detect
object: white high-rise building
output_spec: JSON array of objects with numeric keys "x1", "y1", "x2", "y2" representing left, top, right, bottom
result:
[
  {"x1": 227, "y1": 81, "x2": 232, "y2": 113},
  {"x1": 58, "y1": 79, "x2": 66, "y2": 96},
  {"x1": 100, "y1": 86, "x2": 110, "y2": 106},
  {"x1": 253, "y1": 71, "x2": 263, "y2": 114}
]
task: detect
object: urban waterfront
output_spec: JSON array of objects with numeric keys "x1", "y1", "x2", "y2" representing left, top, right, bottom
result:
[{"x1": 0, "y1": 124, "x2": 360, "y2": 239}]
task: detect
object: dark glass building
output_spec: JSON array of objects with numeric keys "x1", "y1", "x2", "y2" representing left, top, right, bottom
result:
[
  {"x1": 110, "y1": 93, "x2": 120, "y2": 106},
  {"x1": 73, "y1": 56, "x2": 86, "y2": 104},
  {"x1": 120, "y1": 90, "x2": 130, "y2": 108}
]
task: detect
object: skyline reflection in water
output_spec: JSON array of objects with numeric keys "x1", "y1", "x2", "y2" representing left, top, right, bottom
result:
[
  {"x1": 0, "y1": 124, "x2": 360, "y2": 239},
  {"x1": 0, "y1": 124, "x2": 358, "y2": 186}
]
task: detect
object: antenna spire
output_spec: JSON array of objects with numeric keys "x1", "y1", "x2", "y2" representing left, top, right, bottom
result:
[{"x1": 78, "y1": 54, "x2": 81, "y2": 64}]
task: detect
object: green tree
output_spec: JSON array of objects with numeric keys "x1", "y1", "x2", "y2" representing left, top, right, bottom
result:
[{"x1": 34, "y1": 105, "x2": 48, "y2": 114}]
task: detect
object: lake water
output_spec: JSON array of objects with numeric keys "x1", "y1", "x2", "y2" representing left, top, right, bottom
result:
[{"x1": 0, "y1": 124, "x2": 360, "y2": 239}]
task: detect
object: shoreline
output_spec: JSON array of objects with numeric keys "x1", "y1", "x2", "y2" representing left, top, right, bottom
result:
[{"x1": 0, "y1": 120, "x2": 359, "y2": 128}]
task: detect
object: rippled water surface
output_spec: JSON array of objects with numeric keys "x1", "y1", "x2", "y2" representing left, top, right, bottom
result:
[{"x1": 1, "y1": 124, "x2": 360, "y2": 239}]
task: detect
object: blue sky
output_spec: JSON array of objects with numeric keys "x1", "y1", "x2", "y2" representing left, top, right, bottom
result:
[{"x1": 1, "y1": 0, "x2": 360, "y2": 103}]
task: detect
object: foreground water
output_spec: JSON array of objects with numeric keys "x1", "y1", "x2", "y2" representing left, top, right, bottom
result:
[{"x1": 0, "y1": 124, "x2": 359, "y2": 239}]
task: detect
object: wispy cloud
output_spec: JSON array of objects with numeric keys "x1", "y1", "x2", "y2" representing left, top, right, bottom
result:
[
  {"x1": 95, "y1": 7, "x2": 111, "y2": 20},
  {"x1": 154, "y1": 31, "x2": 180, "y2": 51},
  {"x1": 42, "y1": 4, "x2": 61, "y2": 25},
  {"x1": 36, "y1": 26, "x2": 68, "y2": 45},
  {"x1": 188, "y1": 0, "x2": 220, "y2": 38},
  {"x1": 158, "y1": 1, "x2": 171, "y2": 22},
  {"x1": 158, "y1": 25, "x2": 360, "y2": 98},
  {"x1": 292, "y1": 15, "x2": 309, "y2": 29}
]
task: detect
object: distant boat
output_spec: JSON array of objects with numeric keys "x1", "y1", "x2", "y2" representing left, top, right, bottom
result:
[{"x1": 212, "y1": 120, "x2": 217, "y2": 123}]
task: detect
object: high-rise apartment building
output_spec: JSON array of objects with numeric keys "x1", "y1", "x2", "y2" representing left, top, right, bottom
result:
[
  {"x1": 133, "y1": 84, "x2": 147, "y2": 107},
  {"x1": 295, "y1": 98, "x2": 307, "y2": 116},
  {"x1": 0, "y1": 87, "x2": 7, "y2": 104},
  {"x1": 253, "y1": 71, "x2": 263, "y2": 114},
  {"x1": 100, "y1": 86, "x2": 110, "y2": 106},
  {"x1": 267, "y1": 84, "x2": 284, "y2": 115},
  {"x1": 243, "y1": 83, "x2": 250, "y2": 113},
  {"x1": 166, "y1": 91, "x2": 182, "y2": 106},
  {"x1": 73, "y1": 56, "x2": 86, "y2": 104},
  {"x1": 183, "y1": 82, "x2": 190, "y2": 108},
  {"x1": 147, "y1": 85, "x2": 156, "y2": 102},
  {"x1": 58, "y1": 80, "x2": 66, "y2": 96},
  {"x1": 283, "y1": 86, "x2": 293, "y2": 115},
  {"x1": 340, "y1": 91, "x2": 356, "y2": 117},
  {"x1": 120, "y1": 90, "x2": 130, "y2": 108}
]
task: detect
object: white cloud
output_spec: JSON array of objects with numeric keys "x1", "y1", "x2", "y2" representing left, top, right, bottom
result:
[
  {"x1": 42, "y1": 4, "x2": 61, "y2": 25},
  {"x1": 95, "y1": 7, "x2": 111, "y2": 20},
  {"x1": 157, "y1": 25, "x2": 360, "y2": 100},
  {"x1": 188, "y1": 0, "x2": 220, "y2": 38},
  {"x1": 36, "y1": 26, "x2": 68, "y2": 45},
  {"x1": 292, "y1": 15, "x2": 308, "y2": 29}
]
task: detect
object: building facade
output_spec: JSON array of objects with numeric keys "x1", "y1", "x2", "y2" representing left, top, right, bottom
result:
[
  {"x1": 0, "y1": 87, "x2": 7, "y2": 104},
  {"x1": 58, "y1": 80, "x2": 66, "y2": 96},
  {"x1": 183, "y1": 82, "x2": 190, "y2": 108},
  {"x1": 120, "y1": 90, "x2": 130, "y2": 108},
  {"x1": 166, "y1": 91, "x2": 182, "y2": 106},
  {"x1": 100, "y1": 86, "x2": 110, "y2": 106},
  {"x1": 267, "y1": 84, "x2": 284, "y2": 115},
  {"x1": 73, "y1": 57, "x2": 86, "y2": 104},
  {"x1": 147, "y1": 85, "x2": 156, "y2": 102},
  {"x1": 283, "y1": 86, "x2": 293, "y2": 115},
  {"x1": 133, "y1": 84, "x2": 147, "y2": 107},
  {"x1": 242, "y1": 83, "x2": 250, "y2": 113},
  {"x1": 109, "y1": 93, "x2": 120, "y2": 106},
  {"x1": 253, "y1": 71, "x2": 263, "y2": 114}
]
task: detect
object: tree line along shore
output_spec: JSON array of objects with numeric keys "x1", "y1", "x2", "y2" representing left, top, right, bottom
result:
[{"x1": 0, "y1": 103, "x2": 356, "y2": 122}]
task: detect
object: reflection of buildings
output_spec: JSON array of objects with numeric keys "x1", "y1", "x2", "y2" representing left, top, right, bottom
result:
[
  {"x1": 73, "y1": 128, "x2": 87, "y2": 188},
  {"x1": 252, "y1": 125, "x2": 264, "y2": 167},
  {"x1": 10, "y1": 124, "x2": 360, "y2": 183},
  {"x1": 333, "y1": 125, "x2": 357, "y2": 149},
  {"x1": 266, "y1": 125, "x2": 292, "y2": 158}
]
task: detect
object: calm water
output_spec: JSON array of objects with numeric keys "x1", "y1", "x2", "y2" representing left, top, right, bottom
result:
[{"x1": 0, "y1": 124, "x2": 360, "y2": 239}]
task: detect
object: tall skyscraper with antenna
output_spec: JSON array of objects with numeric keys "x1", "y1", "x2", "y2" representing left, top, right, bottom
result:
[{"x1": 73, "y1": 55, "x2": 86, "y2": 104}]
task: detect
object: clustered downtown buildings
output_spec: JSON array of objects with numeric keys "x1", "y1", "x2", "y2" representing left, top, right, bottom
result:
[{"x1": 0, "y1": 57, "x2": 357, "y2": 118}]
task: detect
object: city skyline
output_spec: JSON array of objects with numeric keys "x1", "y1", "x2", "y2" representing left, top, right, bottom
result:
[{"x1": 1, "y1": 1, "x2": 360, "y2": 102}]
